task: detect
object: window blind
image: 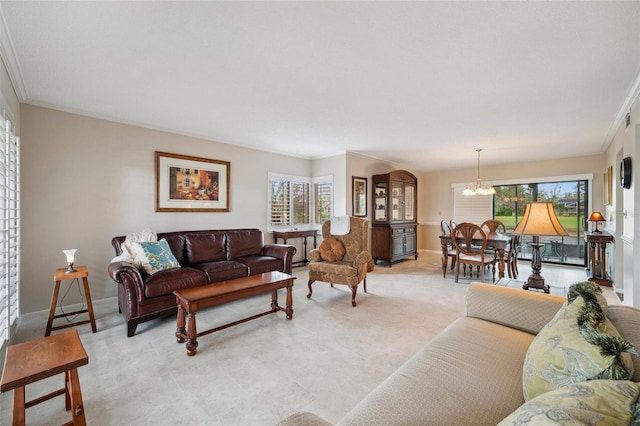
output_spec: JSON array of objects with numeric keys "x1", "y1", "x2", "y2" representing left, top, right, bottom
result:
[
  {"x1": 0, "y1": 111, "x2": 20, "y2": 351},
  {"x1": 268, "y1": 173, "x2": 332, "y2": 230},
  {"x1": 452, "y1": 187, "x2": 492, "y2": 225}
]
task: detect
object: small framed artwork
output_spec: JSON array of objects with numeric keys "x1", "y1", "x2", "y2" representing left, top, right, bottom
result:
[
  {"x1": 155, "y1": 151, "x2": 230, "y2": 212},
  {"x1": 604, "y1": 165, "x2": 613, "y2": 206},
  {"x1": 352, "y1": 176, "x2": 368, "y2": 217}
]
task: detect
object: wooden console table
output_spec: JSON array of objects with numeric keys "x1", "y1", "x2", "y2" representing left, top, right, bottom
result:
[
  {"x1": 273, "y1": 229, "x2": 318, "y2": 266},
  {"x1": 585, "y1": 232, "x2": 614, "y2": 286}
]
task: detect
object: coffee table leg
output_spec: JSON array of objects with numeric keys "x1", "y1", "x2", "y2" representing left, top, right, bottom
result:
[
  {"x1": 186, "y1": 312, "x2": 198, "y2": 356},
  {"x1": 285, "y1": 282, "x2": 293, "y2": 319},
  {"x1": 271, "y1": 290, "x2": 280, "y2": 312},
  {"x1": 176, "y1": 304, "x2": 186, "y2": 343}
]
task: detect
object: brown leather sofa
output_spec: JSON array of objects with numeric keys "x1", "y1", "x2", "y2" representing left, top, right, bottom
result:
[{"x1": 108, "y1": 229, "x2": 296, "y2": 337}]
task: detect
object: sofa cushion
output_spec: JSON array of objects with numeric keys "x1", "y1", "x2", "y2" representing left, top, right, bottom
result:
[
  {"x1": 143, "y1": 267, "x2": 208, "y2": 298},
  {"x1": 226, "y1": 229, "x2": 263, "y2": 260},
  {"x1": 236, "y1": 255, "x2": 283, "y2": 275},
  {"x1": 135, "y1": 239, "x2": 181, "y2": 275},
  {"x1": 338, "y1": 317, "x2": 534, "y2": 425},
  {"x1": 523, "y1": 281, "x2": 635, "y2": 401},
  {"x1": 193, "y1": 261, "x2": 248, "y2": 283},
  {"x1": 499, "y1": 380, "x2": 640, "y2": 426},
  {"x1": 185, "y1": 232, "x2": 226, "y2": 265},
  {"x1": 318, "y1": 237, "x2": 346, "y2": 262}
]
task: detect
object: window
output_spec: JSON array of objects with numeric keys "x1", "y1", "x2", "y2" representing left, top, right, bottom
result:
[
  {"x1": 493, "y1": 181, "x2": 588, "y2": 267},
  {"x1": 268, "y1": 173, "x2": 332, "y2": 230},
  {"x1": 452, "y1": 177, "x2": 589, "y2": 267},
  {"x1": 0, "y1": 109, "x2": 20, "y2": 351}
]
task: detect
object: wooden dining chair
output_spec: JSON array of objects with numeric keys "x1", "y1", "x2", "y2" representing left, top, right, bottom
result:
[
  {"x1": 440, "y1": 220, "x2": 456, "y2": 276},
  {"x1": 481, "y1": 219, "x2": 506, "y2": 234},
  {"x1": 452, "y1": 223, "x2": 497, "y2": 283},
  {"x1": 507, "y1": 234, "x2": 520, "y2": 279},
  {"x1": 481, "y1": 219, "x2": 506, "y2": 262}
]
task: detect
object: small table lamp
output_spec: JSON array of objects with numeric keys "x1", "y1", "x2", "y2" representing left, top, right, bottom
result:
[
  {"x1": 63, "y1": 249, "x2": 77, "y2": 274},
  {"x1": 513, "y1": 202, "x2": 569, "y2": 293},
  {"x1": 588, "y1": 212, "x2": 605, "y2": 233}
]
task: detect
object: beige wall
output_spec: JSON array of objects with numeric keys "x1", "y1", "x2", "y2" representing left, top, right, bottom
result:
[
  {"x1": 17, "y1": 102, "x2": 634, "y2": 315},
  {"x1": 20, "y1": 104, "x2": 312, "y2": 314},
  {"x1": 419, "y1": 154, "x2": 605, "y2": 253}
]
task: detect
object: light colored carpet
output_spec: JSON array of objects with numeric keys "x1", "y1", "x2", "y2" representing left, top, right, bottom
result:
[{"x1": 0, "y1": 252, "x2": 613, "y2": 425}]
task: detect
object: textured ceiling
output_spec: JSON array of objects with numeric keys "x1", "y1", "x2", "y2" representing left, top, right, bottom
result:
[{"x1": 2, "y1": 1, "x2": 640, "y2": 171}]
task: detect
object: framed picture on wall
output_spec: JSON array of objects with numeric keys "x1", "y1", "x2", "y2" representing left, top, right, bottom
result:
[
  {"x1": 352, "y1": 176, "x2": 367, "y2": 217},
  {"x1": 155, "y1": 151, "x2": 230, "y2": 212},
  {"x1": 603, "y1": 165, "x2": 613, "y2": 206}
]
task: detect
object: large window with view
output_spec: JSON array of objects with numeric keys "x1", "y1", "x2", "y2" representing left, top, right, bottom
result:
[
  {"x1": 268, "y1": 173, "x2": 333, "y2": 230},
  {"x1": 492, "y1": 180, "x2": 588, "y2": 267}
]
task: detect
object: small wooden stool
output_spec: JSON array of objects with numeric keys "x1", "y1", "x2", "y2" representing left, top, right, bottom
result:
[
  {"x1": 45, "y1": 266, "x2": 97, "y2": 336},
  {"x1": 0, "y1": 330, "x2": 89, "y2": 426}
]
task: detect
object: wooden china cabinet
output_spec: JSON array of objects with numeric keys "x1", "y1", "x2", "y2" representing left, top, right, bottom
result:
[{"x1": 371, "y1": 170, "x2": 418, "y2": 267}]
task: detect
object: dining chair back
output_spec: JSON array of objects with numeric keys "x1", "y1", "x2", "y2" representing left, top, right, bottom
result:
[
  {"x1": 507, "y1": 234, "x2": 520, "y2": 279},
  {"x1": 452, "y1": 222, "x2": 496, "y2": 283},
  {"x1": 481, "y1": 219, "x2": 506, "y2": 234},
  {"x1": 440, "y1": 220, "x2": 456, "y2": 276}
]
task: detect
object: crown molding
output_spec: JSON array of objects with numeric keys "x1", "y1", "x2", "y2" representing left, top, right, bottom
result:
[
  {"x1": 0, "y1": 3, "x2": 28, "y2": 102},
  {"x1": 603, "y1": 68, "x2": 640, "y2": 152}
]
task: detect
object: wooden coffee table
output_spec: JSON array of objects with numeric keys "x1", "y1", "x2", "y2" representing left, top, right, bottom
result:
[{"x1": 174, "y1": 271, "x2": 295, "y2": 356}]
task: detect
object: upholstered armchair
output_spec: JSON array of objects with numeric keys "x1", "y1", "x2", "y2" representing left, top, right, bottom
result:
[{"x1": 307, "y1": 217, "x2": 372, "y2": 307}]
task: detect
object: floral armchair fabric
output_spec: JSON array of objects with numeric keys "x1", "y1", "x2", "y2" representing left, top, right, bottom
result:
[{"x1": 307, "y1": 217, "x2": 372, "y2": 307}]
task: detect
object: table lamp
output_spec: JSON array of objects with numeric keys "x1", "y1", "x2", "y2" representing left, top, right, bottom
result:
[
  {"x1": 588, "y1": 211, "x2": 605, "y2": 233},
  {"x1": 513, "y1": 202, "x2": 568, "y2": 293},
  {"x1": 63, "y1": 248, "x2": 77, "y2": 274}
]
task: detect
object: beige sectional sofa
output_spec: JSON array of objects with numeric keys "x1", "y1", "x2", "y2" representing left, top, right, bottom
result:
[{"x1": 279, "y1": 282, "x2": 640, "y2": 425}]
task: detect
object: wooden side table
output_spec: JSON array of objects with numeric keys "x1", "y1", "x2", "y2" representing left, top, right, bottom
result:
[
  {"x1": 585, "y1": 232, "x2": 614, "y2": 286},
  {"x1": 0, "y1": 330, "x2": 89, "y2": 426},
  {"x1": 45, "y1": 266, "x2": 97, "y2": 337},
  {"x1": 273, "y1": 230, "x2": 318, "y2": 266}
]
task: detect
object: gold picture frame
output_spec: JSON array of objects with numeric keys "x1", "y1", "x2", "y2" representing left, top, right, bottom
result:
[
  {"x1": 155, "y1": 151, "x2": 230, "y2": 212},
  {"x1": 352, "y1": 176, "x2": 367, "y2": 217},
  {"x1": 604, "y1": 165, "x2": 613, "y2": 206}
]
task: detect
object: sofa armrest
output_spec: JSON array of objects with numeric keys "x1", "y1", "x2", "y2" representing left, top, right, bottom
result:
[
  {"x1": 262, "y1": 244, "x2": 297, "y2": 274},
  {"x1": 466, "y1": 282, "x2": 565, "y2": 335},
  {"x1": 108, "y1": 261, "x2": 146, "y2": 304}
]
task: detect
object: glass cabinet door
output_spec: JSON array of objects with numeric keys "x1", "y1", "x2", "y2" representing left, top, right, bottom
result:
[
  {"x1": 404, "y1": 184, "x2": 415, "y2": 222},
  {"x1": 374, "y1": 183, "x2": 387, "y2": 221},
  {"x1": 391, "y1": 182, "x2": 402, "y2": 222}
]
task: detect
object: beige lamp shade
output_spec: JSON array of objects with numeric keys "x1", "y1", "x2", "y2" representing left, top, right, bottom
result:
[{"x1": 513, "y1": 202, "x2": 569, "y2": 237}]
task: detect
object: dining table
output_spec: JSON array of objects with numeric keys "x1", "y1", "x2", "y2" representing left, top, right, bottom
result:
[{"x1": 439, "y1": 232, "x2": 511, "y2": 279}]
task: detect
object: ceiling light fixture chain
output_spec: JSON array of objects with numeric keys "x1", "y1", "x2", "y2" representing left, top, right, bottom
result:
[{"x1": 462, "y1": 148, "x2": 496, "y2": 196}]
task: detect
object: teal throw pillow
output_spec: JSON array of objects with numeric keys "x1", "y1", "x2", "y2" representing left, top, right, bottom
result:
[{"x1": 136, "y1": 238, "x2": 180, "y2": 275}]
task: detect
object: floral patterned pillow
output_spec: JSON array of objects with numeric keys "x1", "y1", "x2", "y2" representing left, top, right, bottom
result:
[
  {"x1": 135, "y1": 238, "x2": 180, "y2": 275},
  {"x1": 499, "y1": 380, "x2": 640, "y2": 425},
  {"x1": 522, "y1": 281, "x2": 636, "y2": 401}
]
